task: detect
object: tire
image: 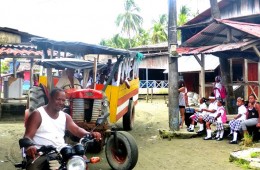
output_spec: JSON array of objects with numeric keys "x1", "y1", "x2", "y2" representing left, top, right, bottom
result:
[
  {"x1": 28, "y1": 86, "x2": 48, "y2": 113},
  {"x1": 105, "y1": 131, "x2": 138, "y2": 170},
  {"x1": 123, "y1": 100, "x2": 135, "y2": 131}
]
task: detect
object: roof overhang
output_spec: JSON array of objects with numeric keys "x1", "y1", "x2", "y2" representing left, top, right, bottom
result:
[{"x1": 31, "y1": 38, "x2": 139, "y2": 57}]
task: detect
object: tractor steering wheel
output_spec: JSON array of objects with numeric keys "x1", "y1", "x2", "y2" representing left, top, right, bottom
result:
[{"x1": 62, "y1": 83, "x2": 83, "y2": 89}]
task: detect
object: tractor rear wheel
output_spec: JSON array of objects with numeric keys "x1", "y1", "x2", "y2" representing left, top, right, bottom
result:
[
  {"x1": 123, "y1": 100, "x2": 135, "y2": 131},
  {"x1": 28, "y1": 86, "x2": 48, "y2": 113}
]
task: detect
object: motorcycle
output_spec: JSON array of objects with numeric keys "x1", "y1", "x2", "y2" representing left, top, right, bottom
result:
[{"x1": 15, "y1": 113, "x2": 139, "y2": 170}]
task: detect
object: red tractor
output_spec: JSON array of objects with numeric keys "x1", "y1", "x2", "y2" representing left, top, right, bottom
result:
[{"x1": 24, "y1": 38, "x2": 142, "y2": 170}]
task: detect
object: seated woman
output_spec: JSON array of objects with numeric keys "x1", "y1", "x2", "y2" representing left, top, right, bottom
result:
[
  {"x1": 229, "y1": 97, "x2": 247, "y2": 144},
  {"x1": 240, "y1": 94, "x2": 260, "y2": 140},
  {"x1": 187, "y1": 97, "x2": 208, "y2": 132}
]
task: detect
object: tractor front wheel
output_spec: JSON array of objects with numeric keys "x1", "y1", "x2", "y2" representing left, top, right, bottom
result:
[{"x1": 105, "y1": 131, "x2": 138, "y2": 170}]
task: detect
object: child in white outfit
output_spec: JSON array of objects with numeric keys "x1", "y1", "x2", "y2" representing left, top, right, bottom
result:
[
  {"x1": 228, "y1": 97, "x2": 247, "y2": 144},
  {"x1": 203, "y1": 98, "x2": 226, "y2": 140},
  {"x1": 187, "y1": 97, "x2": 208, "y2": 132}
]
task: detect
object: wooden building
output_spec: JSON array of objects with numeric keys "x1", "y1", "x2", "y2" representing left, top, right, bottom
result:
[
  {"x1": 130, "y1": 43, "x2": 220, "y2": 96},
  {"x1": 178, "y1": 0, "x2": 260, "y2": 100}
]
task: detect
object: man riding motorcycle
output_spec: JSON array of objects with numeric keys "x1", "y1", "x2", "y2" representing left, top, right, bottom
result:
[{"x1": 22, "y1": 88, "x2": 101, "y2": 170}]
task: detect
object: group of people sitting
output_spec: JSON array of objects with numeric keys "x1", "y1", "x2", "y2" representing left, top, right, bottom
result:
[{"x1": 186, "y1": 94, "x2": 260, "y2": 144}]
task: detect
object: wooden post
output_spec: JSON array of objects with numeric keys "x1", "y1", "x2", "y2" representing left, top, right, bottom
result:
[
  {"x1": 244, "y1": 59, "x2": 248, "y2": 100},
  {"x1": 146, "y1": 68, "x2": 149, "y2": 103},
  {"x1": 30, "y1": 58, "x2": 33, "y2": 88},
  {"x1": 168, "y1": 0, "x2": 179, "y2": 131},
  {"x1": 151, "y1": 87, "x2": 153, "y2": 103},
  {"x1": 252, "y1": 46, "x2": 260, "y2": 100},
  {"x1": 230, "y1": 59, "x2": 233, "y2": 82},
  {"x1": 201, "y1": 54, "x2": 205, "y2": 97},
  {"x1": 0, "y1": 58, "x2": 2, "y2": 118},
  {"x1": 13, "y1": 58, "x2": 17, "y2": 78},
  {"x1": 93, "y1": 57, "x2": 97, "y2": 89},
  {"x1": 47, "y1": 46, "x2": 53, "y2": 90}
]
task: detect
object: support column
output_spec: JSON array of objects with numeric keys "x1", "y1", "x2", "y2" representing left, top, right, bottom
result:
[
  {"x1": 201, "y1": 54, "x2": 205, "y2": 97},
  {"x1": 258, "y1": 61, "x2": 260, "y2": 100},
  {"x1": 244, "y1": 59, "x2": 248, "y2": 100},
  {"x1": 230, "y1": 59, "x2": 233, "y2": 82},
  {"x1": 0, "y1": 59, "x2": 2, "y2": 118},
  {"x1": 146, "y1": 68, "x2": 149, "y2": 102},
  {"x1": 13, "y1": 58, "x2": 17, "y2": 78},
  {"x1": 30, "y1": 58, "x2": 33, "y2": 88}
]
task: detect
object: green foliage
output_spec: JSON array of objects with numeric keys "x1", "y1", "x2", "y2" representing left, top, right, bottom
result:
[
  {"x1": 177, "y1": 5, "x2": 191, "y2": 41},
  {"x1": 233, "y1": 159, "x2": 250, "y2": 169},
  {"x1": 116, "y1": 0, "x2": 143, "y2": 47},
  {"x1": 240, "y1": 133, "x2": 253, "y2": 147},
  {"x1": 250, "y1": 152, "x2": 260, "y2": 158},
  {"x1": 1, "y1": 60, "x2": 9, "y2": 73},
  {"x1": 100, "y1": 2, "x2": 190, "y2": 48}
]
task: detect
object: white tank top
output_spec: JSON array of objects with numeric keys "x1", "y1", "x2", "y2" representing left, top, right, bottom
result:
[{"x1": 33, "y1": 106, "x2": 67, "y2": 151}]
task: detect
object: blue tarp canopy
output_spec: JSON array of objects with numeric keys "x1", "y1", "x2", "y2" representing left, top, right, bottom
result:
[
  {"x1": 36, "y1": 58, "x2": 106, "y2": 70},
  {"x1": 31, "y1": 37, "x2": 138, "y2": 57}
]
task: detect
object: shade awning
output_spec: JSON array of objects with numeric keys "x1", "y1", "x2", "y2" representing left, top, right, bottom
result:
[
  {"x1": 31, "y1": 37, "x2": 139, "y2": 57},
  {"x1": 35, "y1": 58, "x2": 106, "y2": 70}
]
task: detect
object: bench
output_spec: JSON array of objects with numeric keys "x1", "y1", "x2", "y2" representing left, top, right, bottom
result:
[{"x1": 224, "y1": 115, "x2": 260, "y2": 141}]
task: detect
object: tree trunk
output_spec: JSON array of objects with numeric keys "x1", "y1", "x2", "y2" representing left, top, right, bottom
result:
[
  {"x1": 209, "y1": 0, "x2": 221, "y2": 18},
  {"x1": 219, "y1": 57, "x2": 236, "y2": 114},
  {"x1": 209, "y1": 0, "x2": 235, "y2": 114}
]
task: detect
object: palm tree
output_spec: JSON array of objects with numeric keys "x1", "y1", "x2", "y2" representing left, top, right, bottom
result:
[
  {"x1": 100, "y1": 34, "x2": 130, "y2": 49},
  {"x1": 177, "y1": 5, "x2": 190, "y2": 41},
  {"x1": 116, "y1": 0, "x2": 143, "y2": 47},
  {"x1": 177, "y1": 5, "x2": 190, "y2": 26},
  {"x1": 134, "y1": 28, "x2": 150, "y2": 46},
  {"x1": 151, "y1": 14, "x2": 168, "y2": 44}
]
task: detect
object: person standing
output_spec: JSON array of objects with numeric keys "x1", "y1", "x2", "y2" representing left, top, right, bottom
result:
[
  {"x1": 178, "y1": 80, "x2": 188, "y2": 128},
  {"x1": 213, "y1": 75, "x2": 226, "y2": 99}
]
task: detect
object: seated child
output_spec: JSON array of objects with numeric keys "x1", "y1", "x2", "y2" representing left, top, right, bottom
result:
[
  {"x1": 203, "y1": 98, "x2": 227, "y2": 141},
  {"x1": 228, "y1": 97, "x2": 247, "y2": 144},
  {"x1": 187, "y1": 97, "x2": 208, "y2": 132}
]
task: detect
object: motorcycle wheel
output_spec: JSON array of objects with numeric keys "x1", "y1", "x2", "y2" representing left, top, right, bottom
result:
[
  {"x1": 123, "y1": 100, "x2": 135, "y2": 131},
  {"x1": 105, "y1": 131, "x2": 138, "y2": 170}
]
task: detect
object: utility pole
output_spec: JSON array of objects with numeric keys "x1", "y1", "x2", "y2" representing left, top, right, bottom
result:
[{"x1": 168, "y1": 0, "x2": 179, "y2": 131}]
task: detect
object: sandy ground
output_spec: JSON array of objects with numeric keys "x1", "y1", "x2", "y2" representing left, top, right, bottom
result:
[{"x1": 0, "y1": 98, "x2": 250, "y2": 170}]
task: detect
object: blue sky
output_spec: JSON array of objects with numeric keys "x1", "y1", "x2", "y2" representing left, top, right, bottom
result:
[{"x1": 1, "y1": 0, "x2": 211, "y2": 44}]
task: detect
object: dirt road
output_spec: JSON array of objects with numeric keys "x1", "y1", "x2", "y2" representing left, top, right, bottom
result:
[{"x1": 0, "y1": 98, "x2": 245, "y2": 170}]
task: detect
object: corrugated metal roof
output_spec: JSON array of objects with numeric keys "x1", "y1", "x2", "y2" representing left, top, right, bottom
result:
[
  {"x1": 0, "y1": 46, "x2": 42, "y2": 58},
  {"x1": 178, "y1": 39, "x2": 259, "y2": 55},
  {"x1": 203, "y1": 39, "x2": 259, "y2": 53},
  {"x1": 182, "y1": 19, "x2": 260, "y2": 47},
  {"x1": 216, "y1": 19, "x2": 260, "y2": 38}
]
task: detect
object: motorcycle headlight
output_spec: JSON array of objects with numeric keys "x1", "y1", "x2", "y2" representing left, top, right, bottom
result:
[{"x1": 67, "y1": 156, "x2": 86, "y2": 170}]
